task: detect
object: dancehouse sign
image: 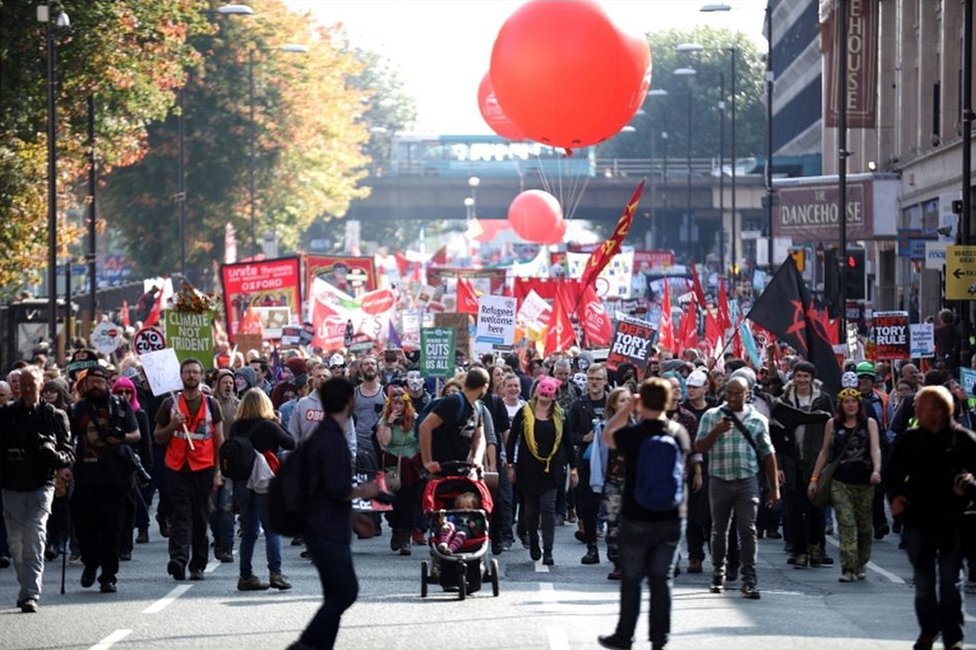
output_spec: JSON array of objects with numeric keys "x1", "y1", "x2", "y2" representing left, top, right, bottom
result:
[{"x1": 773, "y1": 180, "x2": 872, "y2": 242}]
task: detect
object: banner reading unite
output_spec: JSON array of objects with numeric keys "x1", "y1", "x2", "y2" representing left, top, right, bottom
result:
[{"x1": 220, "y1": 257, "x2": 301, "y2": 344}]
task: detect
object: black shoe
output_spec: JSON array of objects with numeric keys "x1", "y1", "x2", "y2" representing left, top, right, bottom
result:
[
  {"x1": 574, "y1": 530, "x2": 586, "y2": 544},
  {"x1": 119, "y1": 550, "x2": 132, "y2": 562},
  {"x1": 290, "y1": 536, "x2": 304, "y2": 546},
  {"x1": 44, "y1": 547, "x2": 58, "y2": 562},
  {"x1": 710, "y1": 577, "x2": 724, "y2": 594},
  {"x1": 542, "y1": 553, "x2": 554, "y2": 566},
  {"x1": 135, "y1": 528, "x2": 149, "y2": 544},
  {"x1": 188, "y1": 569, "x2": 205, "y2": 581},
  {"x1": 81, "y1": 566, "x2": 97, "y2": 588},
  {"x1": 167, "y1": 560, "x2": 186, "y2": 581},
  {"x1": 530, "y1": 546, "x2": 542, "y2": 562},
  {"x1": 156, "y1": 513, "x2": 170, "y2": 539},
  {"x1": 99, "y1": 580, "x2": 117, "y2": 593},
  {"x1": 597, "y1": 633, "x2": 633, "y2": 650},
  {"x1": 765, "y1": 529, "x2": 783, "y2": 539},
  {"x1": 218, "y1": 550, "x2": 234, "y2": 563},
  {"x1": 581, "y1": 547, "x2": 600, "y2": 565},
  {"x1": 19, "y1": 599, "x2": 38, "y2": 613},
  {"x1": 874, "y1": 524, "x2": 890, "y2": 540},
  {"x1": 726, "y1": 566, "x2": 739, "y2": 582},
  {"x1": 741, "y1": 584, "x2": 761, "y2": 600},
  {"x1": 0, "y1": 555, "x2": 10, "y2": 568}
]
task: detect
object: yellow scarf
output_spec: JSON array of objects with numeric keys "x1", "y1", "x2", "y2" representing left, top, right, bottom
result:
[{"x1": 522, "y1": 401, "x2": 564, "y2": 473}]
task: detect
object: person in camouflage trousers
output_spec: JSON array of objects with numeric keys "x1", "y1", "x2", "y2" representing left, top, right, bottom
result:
[{"x1": 589, "y1": 387, "x2": 634, "y2": 580}]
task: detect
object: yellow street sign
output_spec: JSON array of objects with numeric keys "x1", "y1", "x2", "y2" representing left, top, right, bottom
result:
[{"x1": 946, "y1": 245, "x2": 976, "y2": 300}]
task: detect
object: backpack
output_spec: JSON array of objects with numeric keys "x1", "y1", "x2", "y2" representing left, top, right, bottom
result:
[
  {"x1": 634, "y1": 424, "x2": 684, "y2": 511},
  {"x1": 414, "y1": 393, "x2": 466, "y2": 439},
  {"x1": 219, "y1": 436, "x2": 256, "y2": 481},
  {"x1": 268, "y1": 443, "x2": 310, "y2": 537}
]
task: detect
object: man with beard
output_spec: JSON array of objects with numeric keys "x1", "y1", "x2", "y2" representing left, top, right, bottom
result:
[
  {"x1": 154, "y1": 358, "x2": 223, "y2": 581},
  {"x1": 352, "y1": 356, "x2": 385, "y2": 536},
  {"x1": 70, "y1": 366, "x2": 140, "y2": 593},
  {"x1": 0, "y1": 367, "x2": 73, "y2": 612}
]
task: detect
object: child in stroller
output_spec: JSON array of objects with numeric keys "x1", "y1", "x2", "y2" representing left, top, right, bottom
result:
[
  {"x1": 419, "y1": 463, "x2": 500, "y2": 599},
  {"x1": 434, "y1": 492, "x2": 484, "y2": 554}
]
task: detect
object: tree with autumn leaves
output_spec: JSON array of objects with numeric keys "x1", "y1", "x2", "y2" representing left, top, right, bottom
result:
[{"x1": 0, "y1": 0, "x2": 405, "y2": 292}]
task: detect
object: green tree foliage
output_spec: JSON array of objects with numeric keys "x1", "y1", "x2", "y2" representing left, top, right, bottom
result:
[
  {"x1": 0, "y1": 0, "x2": 211, "y2": 292},
  {"x1": 597, "y1": 27, "x2": 765, "y2": 165},
  {"x1": 100, "y1": 0, "x2": 373, "y2": 278}
]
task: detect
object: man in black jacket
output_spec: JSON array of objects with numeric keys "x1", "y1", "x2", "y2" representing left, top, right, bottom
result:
[
  {"x1": 567, "y1": 363, "x2": 608, "y2": 565},
  {"x1": 0, "y1": 366, "x2": 73, "y2": 612},
  {"x1": 887, "y1": 385, "x2": 976, "y2": 650}
]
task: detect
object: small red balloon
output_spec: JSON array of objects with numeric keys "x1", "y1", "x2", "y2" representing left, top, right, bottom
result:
[
  {"x1": 477, "y1": 73, "x2": 527, "y2": 141},
  {"x1": 490, "y1": 0, "x2": 651, "y2": 149},
  {"x1": 508, "y1": 190, "x2": 563, "y2": 244}
]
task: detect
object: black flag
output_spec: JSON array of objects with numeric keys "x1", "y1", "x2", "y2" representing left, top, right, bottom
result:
[{"x1": 747, "y1": 258, "x2": 842, "y2": 393}]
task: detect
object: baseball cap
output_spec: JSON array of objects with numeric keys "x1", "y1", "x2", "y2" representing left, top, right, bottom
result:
[
  {"x1": 686, "y1": 370, "x2": 708, "y2": 388},
  {"x1": 855, "y1": 361, "x2": 875, "y2": 377}
]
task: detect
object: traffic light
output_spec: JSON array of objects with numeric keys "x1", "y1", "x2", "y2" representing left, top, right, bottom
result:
[
  {"x1": 845, "y1": 247, "x2": 866, "y2": 300},
  {"x1": 789, "y1": 248, "x2": 805, "y2": 273}
]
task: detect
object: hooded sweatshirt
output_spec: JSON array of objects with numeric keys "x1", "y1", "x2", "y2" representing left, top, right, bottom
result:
[{"x1": 234, "y1": 367, "x2": 257, "y2": 395}]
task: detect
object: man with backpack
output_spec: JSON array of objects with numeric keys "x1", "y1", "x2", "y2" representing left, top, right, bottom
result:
[
  {"x1": 70, "y1": 366, "x2": 140, "y2": 593},
  {"x1": 418, "y1": 367, "x2": 490, "y2": 474},
  {"x1": 695, "y1": 375, "x2": 780, "y2": 600},
  {"x1": 597, "y1": 377, "x2": 690, "y2": 650},
  {"x1": 153, "y1": 358, "x2": 223, "y2": 581}
]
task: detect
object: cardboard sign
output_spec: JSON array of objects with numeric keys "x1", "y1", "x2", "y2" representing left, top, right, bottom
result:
[
  {"x1": 420, "y1": 327, "x2": 456, "y2": 379},
  {"x1": 91, "y1": 321, "x2": 123, "y2": 355},
  {"x1": 139, "y1": 348, "x2": 184, "y2": 397},
  {"x1": 606, "y1": 319, "x2": 656, "y2": 376},
  {"x1": 909, "y1": 323, "x2": 935, "y2": 359},
  {"x1": 433, "y1": 312, "x2": 470, "y2": 360},
  {"x1": 164, "y1": 310, "x2": 215, "y2": 367},
  {"x1": 872, "y1": 311, "x2": 909, "y2": 360}
]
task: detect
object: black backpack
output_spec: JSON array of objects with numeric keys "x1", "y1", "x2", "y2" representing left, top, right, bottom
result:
[
  {"x1": 219, "y1": 436, "x2": 256, "y2": 481},
  {"x1": 413, "y1": 393, "x2": 466, "y2": 439},
  {"x1": 268, "y1": 443, "x2": 311, "y2": 537}
]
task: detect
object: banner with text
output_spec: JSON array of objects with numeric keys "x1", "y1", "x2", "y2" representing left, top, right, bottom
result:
[
  {"x1": 164, "y1": 310, "x2": 215, "y2": 367},
  {"x1": 909, "y1": 323, "x2": 935, "y2": 359},
  {"x1": 475, "y1": 295, "x2": 517, "y2": 355},
  {"x1": 605, "y1": 319, "x2": 656, "y2": 378},
  {"x1": 220, "y1": 257, "x2": 301, "y2": 344}
]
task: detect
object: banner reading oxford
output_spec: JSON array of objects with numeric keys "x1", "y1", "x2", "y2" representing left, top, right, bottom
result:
[
  {"x1": 164, "y1": 310, "x2": 215, "y2": 367},
  {"x1": 221, "y1": 257, "x2": 301, "y2": 344}
]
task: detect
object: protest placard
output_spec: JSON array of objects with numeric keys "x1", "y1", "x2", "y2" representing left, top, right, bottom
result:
[
  {"x1": 606, "y1": 319, "x2": 656, "y2": 377},
  {"x1": 475, "y1": 295, "x2": 516, "y2": 354},
  {"x1": 91, "y1": 322, "x2": 123, "y2": 355},
  {"x1": 421, "y1": 327, "x2": 456, "y2": 378},
  {"x1": 873, "y1": 311, "x2": 909, "y2": 360},
  {"x1": 140, "y1": 348, "x2": 184, "y2": 397},
  {"x1": 909, "y1": 323, "x2": 935, "y2": 358},
  {"x1": 165, "y1": 310, "x2": 215, "y2": 366}
]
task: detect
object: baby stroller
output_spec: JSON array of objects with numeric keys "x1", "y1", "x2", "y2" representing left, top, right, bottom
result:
[{"x1": 419, "y1": 461, "x2": 500, "y2": 600}]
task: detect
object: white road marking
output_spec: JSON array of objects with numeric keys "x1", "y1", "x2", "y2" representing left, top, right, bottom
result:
[
  {"x1": 824, "y1": 535, "x2": 906, "y2": 584},
  {"x1": 88, "y1": 629, "x2": 131, "y2": 650},
  {"x1": 205, "y1": 559, "x2": 221, "y2": 573},
  {"x1": 538, "y1": 582, "x2": 559, "y2": 612},
  {"x1": 534, "y1": 559, "x2": 550, "y2": 573},
  {"x1": 141, "y1": 584, "x2": 193, "y2": 614},
  {"x1": 546, "y1": 625, "x2": 570, "y2": 650}
]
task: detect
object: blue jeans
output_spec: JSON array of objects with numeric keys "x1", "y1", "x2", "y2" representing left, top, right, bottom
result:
[
  {"x1": 210, "y1": 482, "x2": 235, "y2": 554},
  {"x1": 2, "y1": 486, "x2": 54, "y2": 603},
  {"x1": 301, "y1": 536, "x2": 358, "y2": 649},
  {"x1": 234, "y1": 484, "x2": 280, "y2": 577},
  {"x1": 614, "y1": 517, "x2": 681, "y2": 647},
  {"x1": 904, "y1": 522, "x2": 965, "y2": 648}
]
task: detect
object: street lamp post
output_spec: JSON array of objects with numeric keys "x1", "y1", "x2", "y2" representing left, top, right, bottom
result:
[
  {"x1": 87, "y1": 95, "x2": 97, "y2": 321},
  {"x1": 39, "y1": 4, "x2": 70, "y2": 348},
  {"x1": 765, "y1": 1, "x2": 775, "y2": 272},
  {"x1": 718, "y1": 71, "x2": 726, "y2": 274},
  {"x1": 674, "y1": 61, "x2": 697, "y2": 263}
]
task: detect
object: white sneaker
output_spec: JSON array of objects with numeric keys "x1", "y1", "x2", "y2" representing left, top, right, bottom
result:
[
  {"x1": 838, "y1": 571, "x2": 856, "y2": 582},
  {"x1": 855, "y1": 567, "x2": 867, "y2": 580}
]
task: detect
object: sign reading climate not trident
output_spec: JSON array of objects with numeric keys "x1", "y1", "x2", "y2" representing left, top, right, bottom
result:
[{"x1": 164, "y1": 310, "x2": 214, "y2": 366}]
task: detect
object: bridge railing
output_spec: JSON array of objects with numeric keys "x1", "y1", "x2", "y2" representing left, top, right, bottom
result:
[{"x1": 595, "y1": 158, "x2": 715, "y2": 178}]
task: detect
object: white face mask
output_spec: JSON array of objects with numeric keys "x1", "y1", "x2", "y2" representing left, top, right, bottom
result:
[
  {"x1": 406, "y1": 371, "x2": 424, "y2": 393},
  {"x1": 572, "y1": 372, "x2": 588, "y2": 392}
]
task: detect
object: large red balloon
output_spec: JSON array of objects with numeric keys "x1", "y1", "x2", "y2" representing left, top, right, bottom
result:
[
  {"x1": 508, "y1": 190, "x2": 564, "y2": 244},
  {"x1": 537, "y1": 217, "x2": 568, "y2": 246},
  {"x1": 477, "y1": 73, "x2": 527, "y2": 141},
  {"x1": 490, "y1": 0, "x2": 651, "y2": 149}
]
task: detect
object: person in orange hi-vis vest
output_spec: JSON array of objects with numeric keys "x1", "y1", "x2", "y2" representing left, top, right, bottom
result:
[{"x1": 153, "y1": 358, "x2": 224, "y2": 581}]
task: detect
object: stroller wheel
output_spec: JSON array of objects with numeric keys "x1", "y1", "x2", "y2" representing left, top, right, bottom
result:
[
  {"x1": 420, "y1": 561, "x2": 429, "y2": 598},
  {"x1": 458, "y1": 572, "x2": 467, "y2": 601},
  {"x1": 490, "y1": 558, "x2": 500, "y2": 597}
]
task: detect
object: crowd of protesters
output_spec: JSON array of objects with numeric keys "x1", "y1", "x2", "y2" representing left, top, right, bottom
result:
[{"x1": 2, "y1": 320, "x2": 976, "y2": 650}]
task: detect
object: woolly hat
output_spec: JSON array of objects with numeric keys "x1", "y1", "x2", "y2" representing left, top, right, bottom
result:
[
  {"x1": 792, "y1": 360, "x2": 817, "y2": 377},
  {"x1": 729, "y1": 367, "x2": 757, "y2": 390},
  {"x1": 234, "y1": 366, "x2": 257, "y2": 392},
  {"x1": 284, "y1": 357, "x2": 308, "y2": 377}
]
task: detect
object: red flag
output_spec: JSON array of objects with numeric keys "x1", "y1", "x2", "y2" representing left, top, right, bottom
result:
[
  {"x1": 545, "y1": 287, "x2": 577, "y2": 356},
  {"x1": 120, "y1": 300, "x2": 130, "y2": 328},
  {"x1": 717, "y1": 277, "x2": 732, "y2": 333},
  {"x1": 678, "y1": 297, "x2": 699, "y2": 351},
  {"x1": 143, "y1": 290, "x2": 164, "y2": 329},
  {"x1": 237, "y1": 306, "x2": 265, "y2": 337},
  {"x1": 690, "y1": 263, "x2": 708, "y2": 309},
  {"x1": 704, "y1": 309, "x2": 723, "y2": 353},
  {"x1": 456, "y1": 276, "x2": 479, "y2": 314},
  {"x1": 579, "y1": 283, "x2": 612, "y2": 346},
  {"x1": 657, "y1": 279, "x2": 676, "y2": 353},
  {"x1": 393, "y1": 252, "x2": 410, "y2": 277},
  {"x1": 580, "y1": 179, "x2": 645, "y2": 289},
  {"x1": 430, "y1": 245, "x2": 448, "y2": 266}
]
